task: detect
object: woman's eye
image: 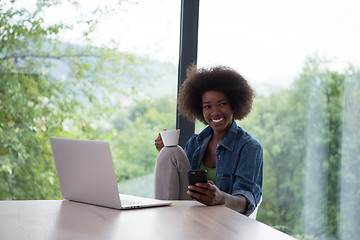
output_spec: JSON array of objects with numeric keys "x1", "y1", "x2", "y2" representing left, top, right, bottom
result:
[
  {"x1": 203, "y1": 105, "x2": 211, "y2": 109},
  {"x1": 219, "y1": 102, "x2": 227, "y2": 107}
]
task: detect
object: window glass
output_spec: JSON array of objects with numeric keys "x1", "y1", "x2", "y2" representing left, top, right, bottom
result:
[
  {"x1": 1, "y1": 0, "x2": 179, "y2": 200},
  {"x1": 198, "y1": 0, "x2": 360, "y2": 239}
]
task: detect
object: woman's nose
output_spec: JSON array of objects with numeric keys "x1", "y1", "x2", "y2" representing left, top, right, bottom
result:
[{"x1": 210, "y1": 106, "x2": 221, "y2": 115}]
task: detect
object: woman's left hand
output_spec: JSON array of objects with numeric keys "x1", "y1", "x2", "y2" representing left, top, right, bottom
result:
[
  {"x1": 187, "y1": 181, "x2": 225, "y2": 206},
  {"x1": 154, "y1": 133, "x2": 165, "y2": 152}
]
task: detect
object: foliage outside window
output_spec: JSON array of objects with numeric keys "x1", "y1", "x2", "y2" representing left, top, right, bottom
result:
[
  {"x1": 239, "y1": 56, "x2": 360, "y2": 239},
  {"x1": 0, "y1": 0, "x2": 177, "y2": 200}
]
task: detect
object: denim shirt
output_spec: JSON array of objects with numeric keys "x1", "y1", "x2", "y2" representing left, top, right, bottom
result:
[{"x1": 184, "y1": 120, "x2": 263, "y2": 216}]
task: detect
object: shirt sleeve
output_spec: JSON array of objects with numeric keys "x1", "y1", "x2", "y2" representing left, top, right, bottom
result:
[{"x1": 232, "y1": 140, "x2": 263, "y2": 216}]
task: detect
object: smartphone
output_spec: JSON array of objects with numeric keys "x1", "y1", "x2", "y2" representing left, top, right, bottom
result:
[{"x1": 187, "y1": 170, "x2": 208, "y2": 196}]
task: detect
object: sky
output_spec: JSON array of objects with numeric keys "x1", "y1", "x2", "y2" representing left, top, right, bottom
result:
[
  {"x1": 197, "y1": 0, "x2": 360, "y2": 90},
  {"x1": 11, "y1": 0, "x2": 360, "y2": 91}
]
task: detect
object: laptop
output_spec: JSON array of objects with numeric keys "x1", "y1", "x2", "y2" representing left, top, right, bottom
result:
[{"x1": 50, "y1": 137, "x2": 172, "y2": 209}]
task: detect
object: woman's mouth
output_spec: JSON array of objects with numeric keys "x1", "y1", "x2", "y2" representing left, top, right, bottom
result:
[{"x1": 211, "y1": 118, "x2": 224, "y2": 123}]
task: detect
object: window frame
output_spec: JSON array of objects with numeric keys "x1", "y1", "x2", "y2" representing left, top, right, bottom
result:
[{"x1": 176, "y1": 0, "x2": 199, "y2": 147}]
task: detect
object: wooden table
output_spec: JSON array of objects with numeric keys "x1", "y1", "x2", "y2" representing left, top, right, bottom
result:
[{"x1": 0, "y1": 200, "x2": 295, "y2": 240}]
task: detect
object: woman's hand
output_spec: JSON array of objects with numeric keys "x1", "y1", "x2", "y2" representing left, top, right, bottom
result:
[
  {"x1": 154, "y1": 132, "x2": 165, "y2": 152},
  {"x1": 187, "y1": 181, "x2": 248, "y2": 214},
  {"x1": 187, "y1": 181, "x2": 225, "y2": 206}
]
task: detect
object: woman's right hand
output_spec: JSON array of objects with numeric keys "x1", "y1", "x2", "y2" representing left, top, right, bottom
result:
[{"x1": 154, "y1": 129, "x2": 165, "y2": 152}]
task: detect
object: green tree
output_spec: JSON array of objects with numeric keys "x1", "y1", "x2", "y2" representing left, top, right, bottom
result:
[
  {"x1": 242, "y1": 55, "x2": 360, "y2": 239},
  {"x1": 109, "y1": 94, "x2": 177, "y2": 183},
  {"x1": 0, "y1": 0, "x2": 154, "y2": 200}
]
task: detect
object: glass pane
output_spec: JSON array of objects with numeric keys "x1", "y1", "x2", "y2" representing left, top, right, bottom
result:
[
  {"x1": 198, "y1": 0, "x2": 360, "y2": 239},
  {"x1": 1, "y1": 0, "x2": 180, "y2": 200}
]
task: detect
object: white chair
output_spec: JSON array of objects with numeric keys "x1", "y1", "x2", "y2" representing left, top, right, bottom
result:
[{"x1": 248, "y1": 196, "x2": 262, "y2": 220}]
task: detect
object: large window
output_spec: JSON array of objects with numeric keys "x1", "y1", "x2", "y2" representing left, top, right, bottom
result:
[
  {"x1": 2, "y1": 0, "x2": 360, "y2": 239},
  {"x1": 1, "y1": 0, "x2": 180, "y2": 199},
  {"x1": 197, "y1": 0, "x2": 360, "y2": 239}
]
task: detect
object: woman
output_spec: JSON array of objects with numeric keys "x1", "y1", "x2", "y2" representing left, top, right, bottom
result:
[{"x1": 154, "y1": 64, "x2": 263, "y2": 216}]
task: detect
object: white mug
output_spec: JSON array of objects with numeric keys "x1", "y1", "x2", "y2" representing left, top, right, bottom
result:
[{"x1": 160, "y1": 129, "x2": 180, "y2": 147}]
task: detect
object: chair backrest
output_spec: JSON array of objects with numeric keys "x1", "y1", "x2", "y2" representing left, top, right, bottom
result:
[{"x1": 248, "y1": 196, "x2": 263, "y2": 220}]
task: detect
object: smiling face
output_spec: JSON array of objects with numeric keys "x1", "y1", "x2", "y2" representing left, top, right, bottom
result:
[{"x1": 202, "y1": 90, "x2": 234, "y2": 133}]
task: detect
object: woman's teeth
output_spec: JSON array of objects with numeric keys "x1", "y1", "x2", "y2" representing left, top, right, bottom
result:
[{"x1": 212, "y1": 118, "x2": 223, "y2": 123}]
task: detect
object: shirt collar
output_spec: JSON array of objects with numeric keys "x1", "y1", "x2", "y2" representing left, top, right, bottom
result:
[
  {"x1": 197, "y1": 120, "x2": 238, "y2": 151},
  {"x1": 220, "y1": 120, "x2": 238, "y2": 151}
]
